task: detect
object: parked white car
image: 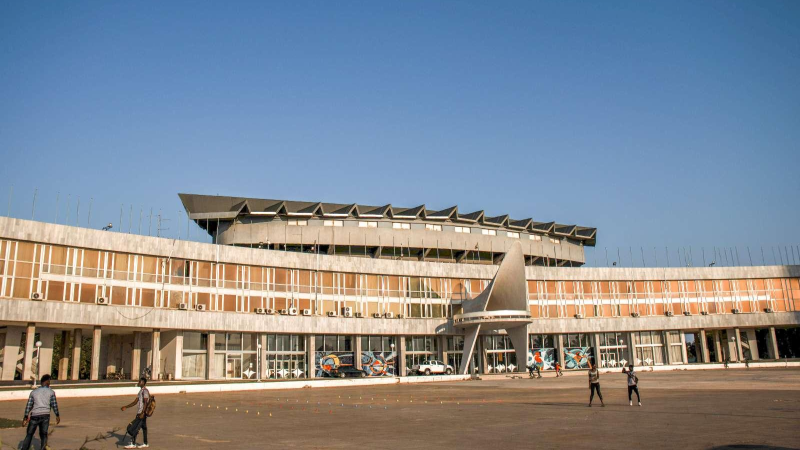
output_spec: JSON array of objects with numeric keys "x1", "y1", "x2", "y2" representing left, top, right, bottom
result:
[{"x1": 411, "y1": 360, "x2": 454, "y2": 375}]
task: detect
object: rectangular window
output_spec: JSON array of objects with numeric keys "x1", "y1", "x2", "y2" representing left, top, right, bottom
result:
[
  {"x1": 507, "y1": 232, "x2": 520, "y2": 239},
  {"x1": 287, "y1": 220, "x2": 307, "y2": 226},
  {"x1": 481, "y1": 229, "x2": 497, "y2": 236},
  {"x1": 323, "y1": 220, "x2": 343, "y2": 227},
  {"x1": 392, "y1": 223, "x2": 410, "y2": 230},
  {"x1": 425, "y1": 224, "x2": 442, "y2": 231},
  {"x1": 358, "y1": 221, "x2": 378, "y2": 228},
  {"x1": 529, "y1": 235, "x2": 542, "y2": 241},
  {"x1": 454, "y1": 226, "x2": 471, "y2": 234}
]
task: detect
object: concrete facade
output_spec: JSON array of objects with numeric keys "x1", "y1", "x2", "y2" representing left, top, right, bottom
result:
[{"x1": 0, "y1": 217, "x2": 798, "y2": 383}]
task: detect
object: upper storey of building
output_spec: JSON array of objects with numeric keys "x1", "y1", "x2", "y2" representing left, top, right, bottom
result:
[{"x1": 179, "y1": 193, "x2": 597, "y2": 267}]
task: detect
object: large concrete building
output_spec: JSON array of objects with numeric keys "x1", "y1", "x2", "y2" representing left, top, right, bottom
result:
[{"x1": 0, "y1": 193, "x2": 798, "y2": 383}]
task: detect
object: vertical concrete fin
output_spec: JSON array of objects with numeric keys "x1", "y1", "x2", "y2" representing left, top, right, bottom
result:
[
  {"x1": 459, "y1": 324, "x2": 481, "y2": 375},
  {"x1": 507, "y1": 325, "x2": 528, "y2": 372}
]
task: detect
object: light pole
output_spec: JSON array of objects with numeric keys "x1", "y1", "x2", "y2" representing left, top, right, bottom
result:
[
  {"x1": 390, "y1": 343, "x2": 396, "y2": 377},
  {"x1": 257, "y1": 341, "x2": 262, "y2": 382}
]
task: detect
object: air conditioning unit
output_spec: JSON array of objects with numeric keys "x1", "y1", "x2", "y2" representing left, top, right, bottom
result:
[
  {"x1": 195, "y1": 304, "x2": 206, "y2": 311},
  {"x1": 343, "y1": 307, "x2": 354, "y2": 318},
  {"x1": 266, "y1": 308, "x2": 277, "y2": 315},
  {"x1": 384, "y1": 312, "x2": 395, "y2": 319},
  {"x1": 372, "y1": 313, "x2": 382, "y2": 318},
  {"x1": 683, "y1": 311, "x2": 692, "y2": 316},
  {"x1": 279, "y1": 309, "x2": 289, "y2": 315},
  {"x1": 700, "y1": 311, "x2": 709, "y2": 315},
  {"x1": 764, "y1": 307, "x2": 774, "y2": 313},
  {"x1": 30, "y1": 292, "x2": 44, "y2": 301},
  {"x1": 396, "y1": 313, "x2": 405, "y2": 319},
  {"x1": 302, "y1": 309, "x2": 312, "y2": 316},
  {"x1": 255, "y1": 308, "x2": 267, "y2": 315},
  {"x1": 178, "y1": 303, "x2": 189, "y2": 311},
  {"x1": 574, "y1": 313, "x2": 584, "y2": 319},
  {"x1": 95, "y1": 297, "x2": 109, "y2": 305},
  {"x1": 327, "y1": 311, "x2": 338, "y2": 317},
  {"x1": 732, "y1": 308, "x2": 741, "y2": 314},
  {"x1": 665, "y1": 311, "x2": 674, "y2": 317},
  {"x1": 355, "y1": 312, "x2": 364, "y2": 318},
  {"x1": 288, "y1": 307, "x2": 298, "y2": 316},
  {"x1": 631, "y1": 312, "x2": 640, "y2": 318}
]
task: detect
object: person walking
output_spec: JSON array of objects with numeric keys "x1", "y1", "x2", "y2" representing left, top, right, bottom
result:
[
  {"x1": 21, "y1": 374, "x2": 61, "y2": 450},
  {"x1": 622, "y1": 364, "x2": 641, "y2": 406},
  {"x1": 555, "y1": 362, "x2": 562, "y2": 377},
  {"x1": 121, "y1": 377, "x2": 151, "y2": 448},
  {"x1": 587, "y1": 359, "x2": 604, "y2": 407}
]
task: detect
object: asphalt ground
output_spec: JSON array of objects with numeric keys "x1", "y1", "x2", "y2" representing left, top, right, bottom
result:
[{"x1": 0, "y1": 368, "x2": 798, "y2": 450}]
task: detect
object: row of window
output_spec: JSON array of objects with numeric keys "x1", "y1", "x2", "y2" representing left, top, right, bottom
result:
[{"x1": 286, "y1": 218, "x2": 557, "y2": 241}]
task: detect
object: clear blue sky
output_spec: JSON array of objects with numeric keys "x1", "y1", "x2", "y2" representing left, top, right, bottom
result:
[{"x1": 1, "y1": 1, "x2": 798, "y2": 265}]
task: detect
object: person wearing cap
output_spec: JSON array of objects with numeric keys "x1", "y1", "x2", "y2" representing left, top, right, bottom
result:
[{"x1": 21, "y1": 374, "x2": 60, "y2": 450}]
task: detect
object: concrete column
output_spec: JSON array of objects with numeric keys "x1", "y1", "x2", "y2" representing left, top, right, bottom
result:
[
  {"x1": 556, "y1": 334, "x2": 565, "y2": 369},
  {"x1": 260, "y1": 334, "x2": 268, "y2": 380},
  {"x1": 131, "y1": 332, "x2": 142, "y2": 379},
  {"x1": 767, "y1": 327, "x2": 779, "y2": 360},
  {"x1": 746, "y1": 329, "x2": 759, "y2": 360},
  {"x1": 90, "y1": 326, "x2": 102, "y2": 381},
  {"x1": 713, "y1": 331, "x2": 723, "y2": 362},
  {"x1": 354, "y1": 335, "x2": 362, "y2": 370},
  {"x1": 71, "y1": 329, "x2": 82, "y2": 380},
  {"x1": 680, "y1": 332, "x2": 689, "y2": 364},
  {"x1": 398, "y1": 336, "x2": 407, "y2": 376},
  {"x1": 437, "y1": 335, "x2": 446, "y2": 363},
  {"x1": 662, "y1": 331, "x2": 671, "y2": 365},
  {"x1": 698, "y1": 329, "x2": 710, "y2": 363},
  {"x1": 174, "y1": 331, "x2": 183, "y2": 380},
  {"x1": 592, "y1": 333, "x2": 602, "y2": 367},
  {"x1": 733, "y1": 328, "x2": 743, "y2": 362},
  {"x1": 151, "y1": 330, "x2": 161, "y2": 380},
  {"x1": 478, "y1": 336, "x2": 487, "y2": 374},
  {"x1": 207, "y1": 332, "x2": 215, "y2": 380},
  {"x1": 58, "y1": 331, "x2": 70, "y2": 380},
  {"x1": 625, "y1": 332, "x2": 636, "y2": 366},
  {"x1": 306, "y1": 335, "x2": 315, "y2": 379},
  {"x1": 1, "y1": 326, "x2": 24, "y2": 381},
  {"x1": 37, "y1": 329, "x2": 55, "y2": 380},
  {"x1": 22, "y1": 323, "x2": 36, "y2": 382}
]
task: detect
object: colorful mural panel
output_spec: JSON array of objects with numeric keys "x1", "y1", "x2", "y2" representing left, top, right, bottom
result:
[
  {"x1": 360, "y1": 351, "x2": 396, "y2": 377},
  {"x1": 563, "y1": 347, "x2": 592, "y2": 369},
  {"x1": 315, "y1": 352, "x2": 355, "y2": 377},
  {"x1": 527, "y1": 348, "x2": 556, "y2": 370}
]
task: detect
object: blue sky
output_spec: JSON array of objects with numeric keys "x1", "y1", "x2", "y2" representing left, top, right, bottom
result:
[{"x1": 1, "y1": 1, "x2": 798, "y2": 265}]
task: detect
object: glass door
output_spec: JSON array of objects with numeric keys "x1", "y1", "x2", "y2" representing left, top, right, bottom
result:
[{"x1": 226, "y1": 354, "x2": 242, "y2": 379}]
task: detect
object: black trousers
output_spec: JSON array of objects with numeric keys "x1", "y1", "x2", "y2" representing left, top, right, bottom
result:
[
  {"x1": 21, "y1": 415, "x2": 50, "y2": 450},
  {"x1": 628, "y1": 385, "x2": 641, "y2": 402},
  {"x1": 131, "y1": 416, "x2": 148, "y2": 444},
  {"x1": 589, "y1": 383, "x2": 603, "y2": 403}
]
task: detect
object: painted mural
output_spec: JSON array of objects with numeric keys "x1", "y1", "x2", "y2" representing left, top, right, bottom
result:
[
  {"x1": 360, "y1": 351, "x2": 396, "y2": 377},
  {"x1": 563, "y1": 347, "x2": 592, "y2": 369},
  {"x1": 527, "y1": 348, "x2": 556, "y2": 370},
  {"x1": 314, "y1": 352, "x2": 355, "y2": 377}
]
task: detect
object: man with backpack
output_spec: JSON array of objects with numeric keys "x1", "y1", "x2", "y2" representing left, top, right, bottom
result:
[
  {"x1": 622, "y1": 364, "x2": 641, "y2": 406},
  {"x1": 121, "y1": 377, "x2": 153, "y2": 448}
]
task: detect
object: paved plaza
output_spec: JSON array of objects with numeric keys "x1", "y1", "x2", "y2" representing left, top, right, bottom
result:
[{"x1": 0, "y1": 368, "x2": 799, "y2": 449}]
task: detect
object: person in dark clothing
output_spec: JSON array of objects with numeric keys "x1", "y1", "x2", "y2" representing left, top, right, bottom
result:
[
  {"x1": 622, "y1": 364, "x2": 641, "y2": 406},
  {"x1": 22, "y1": 374, "x2": 60, "y2": 450},
  {"x1": 587, "y1": 359, "x2": 604, "y2": 407},
  {"x1": 121, "y1": 377, "x2": 151, "y2": 448}
]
